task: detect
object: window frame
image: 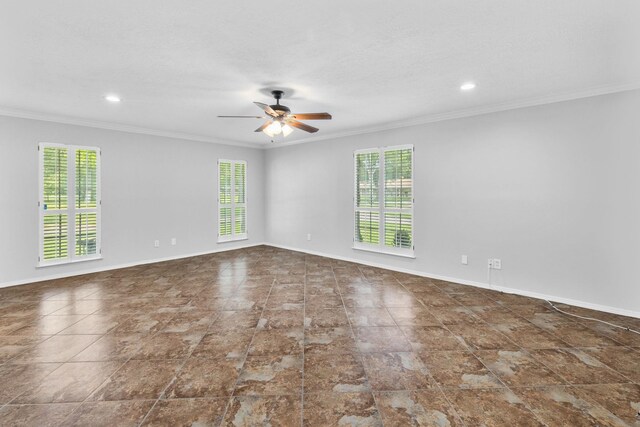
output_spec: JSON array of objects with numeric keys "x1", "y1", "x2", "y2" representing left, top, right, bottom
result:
[
  {"x1": 37, "y1": 142, "x2": 102, "y2": 267},
  {"x1": 353, "y1": 144, "x2": 415, "y2": 258},
  {"x1": 217, "y1": 159, "x2": 248, "y2": 243}
]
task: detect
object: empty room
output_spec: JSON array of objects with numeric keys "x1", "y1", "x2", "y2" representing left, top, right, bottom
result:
[{"x1": 1, "y1": 1, "x2": 639, "y2": 426}]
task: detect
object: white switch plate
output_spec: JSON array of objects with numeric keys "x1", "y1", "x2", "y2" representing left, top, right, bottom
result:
[
  {"x1": 461, "y1": 255, "x2": 468, "y2": 265},
  {"x1": 307, "y1": 233, "x2": 312, "y2": 241},
  {"x1": 171, "y1": 238, "x2": 177, "y2": 246},
  {"x1": 154, "y1": 240, "x2": 160, "y2": 248},
  {"x1": 493, "y1": 259, "x2": 502, "y2": 269}
]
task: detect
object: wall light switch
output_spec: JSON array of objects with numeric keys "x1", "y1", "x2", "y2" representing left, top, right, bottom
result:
[
  {"x1": 154, "y1": 240, "x2": 160, "y2": 248},
  {"x1": 171, "y1": 238, "x2": 177, "y2": 246},
  {"x1": 307, "y1": 234, "x2": 312, "y2": 241},
  {"x1": 493, "y1": 259, "x2": 502, "y2": 269},
  {"x1": 461, "y1": 255, "x2": 468, "y2": 265}
]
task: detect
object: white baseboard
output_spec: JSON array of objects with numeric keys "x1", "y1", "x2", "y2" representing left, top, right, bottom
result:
[
  {"x1": 3, "y1": 240, "x2": 638, "y2": 320},
  {"x1": 0, "y1": 241, "x2": 266, "y2": 290},
  {"x1": 265, "y1": 243, "x2": 640, "y2": 320}
]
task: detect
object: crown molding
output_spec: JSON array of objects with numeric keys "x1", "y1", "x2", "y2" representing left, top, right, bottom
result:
[
  {"x1": 2, "y1": 81, "x2": 639, "y2": 151},
  {"x1": 266, "y1": 81, "x2": 640, "y2": 150},
  {"x1": 0, "y1": 107, "x2": 263, "y2": 149}
]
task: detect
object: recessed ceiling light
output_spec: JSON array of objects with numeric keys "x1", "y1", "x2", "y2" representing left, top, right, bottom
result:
[
  {"x1": 104, "y1": 94, "x2": 121, "y2": 103},
  {"x1": 460, "y1": 82, "x2": 476, "y2": 91}
]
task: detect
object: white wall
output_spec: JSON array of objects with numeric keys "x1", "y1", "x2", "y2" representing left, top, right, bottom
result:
[
  {"x1": 0, "y1": 116, "x2": 264, "y2": 286},
  {"x1": 265, "y1": 90, "x2": 640, "y2": 316},
  {"x1": 2, "y1": 90, "x2": 639, "y2": 317}
]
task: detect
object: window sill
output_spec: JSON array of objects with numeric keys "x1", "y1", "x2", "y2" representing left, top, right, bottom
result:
[
  {"x1": 218, "y1": 236, "x2": 248, "y2": 243},
  {"x1": 352, "y1": 245, "x2": 415, "y2": 259},
  {"x1": 37, "y1": 255, "x2": 103, "y2": 268}
]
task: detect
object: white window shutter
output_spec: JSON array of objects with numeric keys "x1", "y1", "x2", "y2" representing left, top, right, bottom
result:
[
  {"x1": 218, "y1": 159, "x2": 247, "y2": 242},
  {"x1": 39, "y1": 143, "x2": 101, "y2": 266},
  {"x1": 353, "y1": 145, "x2": 414, "y2": 257}
]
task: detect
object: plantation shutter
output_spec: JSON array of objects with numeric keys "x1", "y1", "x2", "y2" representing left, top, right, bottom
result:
[
  {"x1": 354, "y1": 150, "x2": 380, "y2": 245},
  {"x1": 218, "y1": 161, "x2": 232, "y2": 237},
  {"x1": 353, "y1": 145, "x2": 414, "y2": 257},
  {"x1": 218, "y1": 159, "x2": 247, "y2": 241},
  {"x1": 42, "y1": 146, "x2": 69, "y2": 261},
  {"x1": 234, "y1": 162, "x2": 246, "y2": 235},
  {"x1": 383, "y1": 147, "x2": 413, "y2": 249},
  {"x1": 39, "y1": 143, "x2": 101, "y2": 265},
  {"x1": 75, "y1": 149, "x2": 99, "y2": 256}
]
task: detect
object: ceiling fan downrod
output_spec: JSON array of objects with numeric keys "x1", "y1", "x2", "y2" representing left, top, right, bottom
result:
[{"x1": 271, "y1": 90, "x2": 284, "y2": 105}]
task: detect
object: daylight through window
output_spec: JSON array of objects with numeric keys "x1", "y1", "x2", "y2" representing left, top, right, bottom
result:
[
  {"x1": 218, "y1": 159, "x2": 247, "y2": 242},
  {"x1": 354, "y1": 145, "x2": 414, "y2": 257},
  {"x1": 39, "y1": 143, "x2": 101, "y2": 265}
]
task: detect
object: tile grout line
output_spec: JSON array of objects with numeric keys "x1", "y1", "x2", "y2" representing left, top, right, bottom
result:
[
  {"x1": 424, "y1": 282, "x2": 555, "y2": 426},
  {"x1": 300, "y1": 256, "x2": 308, "y2": 427},
  {"x1": 11, "y1": 271, "x2": 168, "y2": 422},
  {"x1": 496, "y1": 302, "x2": 640, "y2": 380},
  {"x1": 429, "y1": 279, "x2": 640, "y2": 421},
  {"x1": 395, "y1": 275, "x2": 601, "y2": 425},
  {"x1": 57, "y1": 261, "x2": 233, "y2": 426},
  {"x1": 49, "y1": 349, "x2": 138, "y2": 425},
  {"x1": 342, "y1": 264, "x2": 385, "y2": 427},
  {"x1": 1, "y1": 248, "x2": 638, "y2": 425},
  {"x1": 431, "y1": 281, "x2": 596, "y2": 426},
  {"x1": 135, "y1": 312, "x2": 223, "y2": 426},
  {"x1": 386, "y1": 273, "x2": 470, "y2": 427},
  {"x1": 136, "y1": 255, "x2": 237, "y2": 426},
  {"x1": 0, "y1": 304, "x2": 109, "y2": 373},
  {"x1": 0, "y1": 333, "x2": 51, "y2": 374},
  {"x1": 216, "y1": 271, "x2": 277, "y2": 425},
  {"x1": 493, "y1": 291, "x2": 633, "y2": 349},
  {"x1": 52, "y1": 304, "x2": 192, "y2": 426},
  {"x1": 439, "y1": 288, "x2": 638, "y2": 392},
  {"x1": 0, "y1": 330, "x2": 117, "y2": 412}
]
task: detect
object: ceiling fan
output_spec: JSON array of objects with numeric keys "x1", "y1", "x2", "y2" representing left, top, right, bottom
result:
[{"x1": 218, "y1": 90, "x2": 332, "y2": 138}]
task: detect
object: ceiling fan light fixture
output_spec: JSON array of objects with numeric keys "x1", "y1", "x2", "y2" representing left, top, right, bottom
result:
[
  {"x1": 263, "y1": 128, "x2": 275, "y2": 138},
  {"x1": 269, "y1": 120, "x2": 282, "y2": 134},
  {"x1": 263, "y1": 120, "x2": 282, "y2": 137},
  {"x1": 281, "y1": 123, "x2": 293, "y2": 137},
  {"x1": 220, "y1": 89, "x2": 330, "y2": 138}
]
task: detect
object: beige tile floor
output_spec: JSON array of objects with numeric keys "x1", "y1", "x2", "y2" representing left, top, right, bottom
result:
[{"x1": 0, "y1": 245, "x2": 639, "y2": 426}]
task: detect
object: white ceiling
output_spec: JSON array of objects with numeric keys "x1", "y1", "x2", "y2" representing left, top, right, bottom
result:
[{"x1": 1, "y1": 1, "x2": 639, "y2": 147}]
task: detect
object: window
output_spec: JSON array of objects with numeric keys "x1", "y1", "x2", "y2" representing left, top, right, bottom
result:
[
  {"x1": 354, "y1": 144, "x2": 414, "y2": 257},
  {"x1": 218, "y1": 159, "x2": 247, "y2": 242},
  {"x1": 38, "y1": 143, "x2": 101, "y2": 266}
]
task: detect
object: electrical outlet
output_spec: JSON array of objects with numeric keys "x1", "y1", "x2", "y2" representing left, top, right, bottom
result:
[
  {"x1": 461, "y1": 255, "x2": 468, "y2": 265},
  {"x1": 493, "y1": 259, "x2": 502, "y2": 269},
  {"x1": 307, "y1": 233, "x2": 312, "y2": 241},
  {"x1": 171, "y1": 238, "x2": 177, "y2": 246},
  {"x1": 154, "y1": 240, "x2": 160, "y2": 248}
]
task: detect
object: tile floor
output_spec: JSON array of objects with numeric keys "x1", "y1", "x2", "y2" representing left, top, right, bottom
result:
[{"x1": 0, "y1": 245, "x2": 639, "y2": 426}]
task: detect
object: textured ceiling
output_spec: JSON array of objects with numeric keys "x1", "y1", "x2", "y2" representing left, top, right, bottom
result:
[{"x1": 1, "y1": 1, "x2": 639, "y2": 147}]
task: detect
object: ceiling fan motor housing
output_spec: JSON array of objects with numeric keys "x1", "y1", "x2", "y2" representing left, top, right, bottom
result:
[
  {"x1": 270, "y1": 104, "x2": 290, "y2": 115},
  {"x1": 270, "y1": 90, "x2": 290, "y2": 115}
]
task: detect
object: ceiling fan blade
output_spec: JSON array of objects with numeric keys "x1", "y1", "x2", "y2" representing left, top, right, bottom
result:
[
  {"x1": 254, "y1": 121, "x2": 272, "y2": 133},
  {"x1": 254, "y1": 102, "x2": 278, "y2": 117},
  {"x1": 287, "y1": 119, "x2": 319, "y2": 133},
  {"x1": 291, "y1": 113, "x2": 332, "y2": 120},
  {"x1": 218, "y1": 115, "x2": 265, "y2": 118}
]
